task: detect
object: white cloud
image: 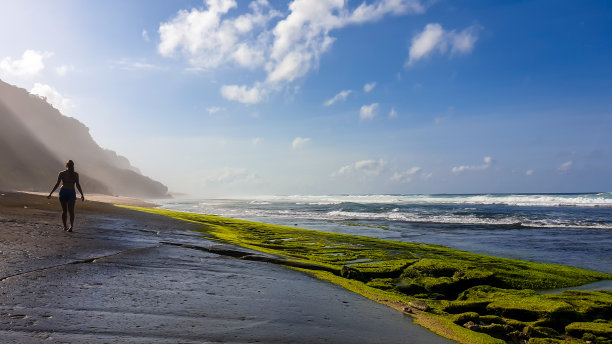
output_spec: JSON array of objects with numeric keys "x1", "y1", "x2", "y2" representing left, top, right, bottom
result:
[
  {"x1": 202, "y1": 167, "x2": 260, "y2": 186},
  {"x1": 292, "y1": 136, "x2": 310, "y2": 150},
  {"x1": 220, "y1": 82, "x2": 267, "y2": 104},
  {"x1": 334, "y1": 159, "x2": 388, "y2": 177},
  {"x1": 360, "y1": 103, "x2": 379, "y2": 120},
  {"x1": 112, "y1": 59, "x2": 161, "y2": 71},
  {"x1": 30, "y1": 83, "x2": 75, "y2": 115},
  {"x1": 252, "y1": 137, "x2": 263, "y2": 145},
  {"x1": 388, "y1": 107, "x2": 398, "y2": 118},
  {"x1": 363, "y1": 81, "x2": 376, "y2": 93},
  {"x1": 55, "y1": 64, "x2": 75, "y2": 77},
  {"x1": 158, "y1": 0, "x2": 427, "y2": 103},
  {"x1": 0, "y1": 50, "x2": 53, "y2": 77},
  {"x1": 525, "y1": 169, "x2": 534, "y2": 176},
  {"x1": 558, "y1": 161, "x2": 573, "y2": 172},
  {"x1": 142, "y1": 29, "x2": 150, "y2": 42},
  {"x1": 406, "y1": 23, "x2": 481, "y2": 66},
  {"x1": 206, "y1": 106, "x2": 226, "y2": 114},
  {"x1": 158, "y1": 0, "x2": 278, "y2": 69},
  {"x1": 324, "y1": 89, "x2": 352, "y2": 106},
  {"x1": 390, "y1": 167, "x2": 422, "y2": 183},
  {"x1": 452, "y1": 156, "x2": 492, "y2": 173}
]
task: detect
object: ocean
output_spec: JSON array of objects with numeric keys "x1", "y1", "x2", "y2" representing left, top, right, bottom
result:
[{"x1": 156, "y1": 193, "x2": 612, "y2": 275}]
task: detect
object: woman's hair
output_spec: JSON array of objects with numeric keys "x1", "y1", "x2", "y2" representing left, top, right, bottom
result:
[{"x1": 66, "y1": 160, "x2": 75, "y2": 172}]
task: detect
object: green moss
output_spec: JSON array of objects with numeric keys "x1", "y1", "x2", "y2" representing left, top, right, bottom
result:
[
  {"x1": 565, "y1": 321, "x2": 612, "y2": 339},
  {"x1": 366, "y1": 278, "x2": 396, "y2": 290},
  {"x1": 453, "y1": 312, "x2": 481, "y2": 325},
  {"x1": 119, "y1": 206, "x2": 612, "y2": 344}
]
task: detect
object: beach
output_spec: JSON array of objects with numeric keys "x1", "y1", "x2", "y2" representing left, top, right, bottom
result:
[{"x1": 0, "y1": 192, "x2": 451, "y2": 343}]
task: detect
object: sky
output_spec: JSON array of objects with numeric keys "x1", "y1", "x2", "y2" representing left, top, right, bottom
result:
[{"x1": 1, "y1": 0, "x2": 611, "y2": 196}]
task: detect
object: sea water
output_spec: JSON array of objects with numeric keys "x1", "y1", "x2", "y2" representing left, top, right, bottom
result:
[{"x1": 156, "y1": 193, "x2": 612, "y2": 274}]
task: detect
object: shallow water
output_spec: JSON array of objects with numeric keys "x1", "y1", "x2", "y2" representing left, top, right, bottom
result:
[{"x1": 156, "y1": 193, "x2": 612, "y2": 274}]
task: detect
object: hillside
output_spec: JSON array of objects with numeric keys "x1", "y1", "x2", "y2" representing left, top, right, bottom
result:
[{"x1": 0, "y1": 79, "x2": 168, "y2": 198}]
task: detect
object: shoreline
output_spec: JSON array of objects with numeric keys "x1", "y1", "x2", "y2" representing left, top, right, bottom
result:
[
  {"x1": 126, "y1": 205, "x2": 612, "y2": 344},
  {"x1": 0, "y1": 191, "x2": 451, "y2": 343}
]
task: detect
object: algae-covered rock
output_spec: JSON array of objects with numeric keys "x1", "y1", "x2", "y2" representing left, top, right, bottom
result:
[
  {"x1": 453, "y1": 311, "x2": 480, "y2": 325},
  {"x1": 527, "y1": 338, "x2": 564, "y2": 344},
  {"x1": 531, "y1": 326, "x2": 560, "y2": 338},
  {"x1": 546, "y1": 290, "x2": 612, "y2": 320},
  {"x1": 126, "y1": 206, "x2": 612, "y2": 344},
  {"x1": 341, "y1": 266, "x2": 365, "y2": 281},
  {"x1": 365, "y1": 278, "x2": 396, "y2": 290},
  {"x1": 565, "y1": 321, "x2": 612, "y2": 339},
  {"x1": 443, "y1": 300, "x2": 491, "y2": 314},
  {"x1": 409, "y1": 300, "x2": 431, "y2": 311},
  {"x1": 399, "y1": 259, "x2": 498, "y2": 298},
  {"x1": 479, "y1": 315, "x2": 506, "y2": 325}
]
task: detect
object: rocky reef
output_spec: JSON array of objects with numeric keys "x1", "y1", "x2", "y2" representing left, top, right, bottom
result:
[{"x1": 125, "y1": 206, "x2": 612, "y2": 344}]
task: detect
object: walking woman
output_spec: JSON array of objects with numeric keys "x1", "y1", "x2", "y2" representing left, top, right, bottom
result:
[{"x1": 47, "y1": 160, "x2": 85, "y2": 232}]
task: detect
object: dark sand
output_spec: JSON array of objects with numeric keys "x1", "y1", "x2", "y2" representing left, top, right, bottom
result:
[{"x1": 0, "y1": 192, "x2": 452, "y2": 343}]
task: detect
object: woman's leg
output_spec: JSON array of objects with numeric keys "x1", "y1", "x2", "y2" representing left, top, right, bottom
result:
[
  {"x1": 60, "y1": 200, "x2": 68, "y2": 230},
  {"x1": 67, "y1": 200, "x2": 76, "y2": 232}
]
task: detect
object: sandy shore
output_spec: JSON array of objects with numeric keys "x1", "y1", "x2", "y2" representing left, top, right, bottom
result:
[{"x1": 0, "y1": 192, "x2": 452, "y2": 343}]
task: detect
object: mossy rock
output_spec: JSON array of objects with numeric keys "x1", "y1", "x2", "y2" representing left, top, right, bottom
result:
[
  {"x1": 565, "y1": 321, "x2": 612, "y2": 339},
  {"x1": 458, "y1": 285, "x2": 537, "y2": 301},
  {"x1": 453, "y1": 311, "x2": 480, "y2": 325},
  {"x1": 531, "y1": 326, "x2": 561, "y2": 338},
  {"x1": 397, "y1": 281, "x2": 428, "y2": 295},
  {"x1": 527, "y1": 339, "x2": 564, "y2": 344},
  {"x1": 443, "y1": 300, "x2": 491, "y2": 314},
  {"x1": 366, "y1": 278, "x2": 396, "y2": 290},
  {"x1": 479, "y1": 315, "x2": 506, "y2": 325},
  {"x1": 399, "y1": 259, "x2": 498, "y2": 298},
  {"x1": 121, "y1": 206, "x2": 612, "y2": 344},
  {"x1": 546, "y1": 290, "x2": 612, "y2": 320},
  {"x1": 476, "y1": 323, "x2": 513, "y2": 340},
  {"x1": 487, "y1": 296, "x2": 577, "y2": 324}
]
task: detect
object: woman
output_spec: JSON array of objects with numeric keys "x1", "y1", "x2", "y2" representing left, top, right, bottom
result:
[{"x1": 47, "y1": 160, "x2": 85, "y2": 232}]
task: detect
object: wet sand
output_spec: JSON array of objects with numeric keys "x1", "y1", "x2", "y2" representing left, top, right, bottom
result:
[{"x1": 0, "y1": 192, "x2": 452, "y2": 343}]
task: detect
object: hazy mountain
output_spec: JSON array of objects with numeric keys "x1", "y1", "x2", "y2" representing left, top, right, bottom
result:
[{"x1": 0, "y1": 79, "x2": 168, "y2": 198}]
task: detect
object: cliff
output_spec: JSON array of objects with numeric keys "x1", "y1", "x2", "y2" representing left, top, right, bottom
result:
[{"x1": 0, "y1": 79, "x2": 168, "y2": 198}]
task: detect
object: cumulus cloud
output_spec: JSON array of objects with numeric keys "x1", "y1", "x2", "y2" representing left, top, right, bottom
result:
[
  {"x1": 360, "y1": 103, "x2": 379, "y2": 120},
  {"x1": 334, "y1": 159, "x2": 388, "y2": 177},
  {"x1": 55, "y1": 64, "x2": 75, "y2": 77},
  {"x1": 388, "y1": 107, "x2": 398, "y2": 118},
  {"x1": 363, "y1": 81, "x2": 376, "y2": 93},
  {"x1": 0, "y1": 50, "x2": 53, "y2": 77},
  {"x1": 142, "y1": 29, "x2": 150, "y2": 42},
  {"x1": 558, "y1": 161, "x2": 573, "y2": 172},
  {"x1": 292, "y1": 136, "x2": 311, "y2": 149},
  {"x1": 220, "y1": 82, "x2": 267, "y2": 104},
  {"x1": 525, "y1": 169, "x2": 534, "y2": 176},
  {"x1": 324, "y1": 89, "x2": 352, "y2": 106},
  {"x1": 202, "y1": 167, "x2": 260, "y2": 186},
  {"x1": 30, "y1": 83, "x2": 75, "y2": 115},
  {"x1": 452, "y1": 156, "x2": 492, "y2": 173},
  {"x1": 158, "y1": 0, "x2": 278, "y2": 69},
  {"x1": 406, "y1": 23, "x2": 481, "y2": 66},
  {"x1": 159, "y1": 0, "x2": 427, "y2": 103},
  {"x1": 390, "y1": 167, "x2": 422, "y2": 183}
]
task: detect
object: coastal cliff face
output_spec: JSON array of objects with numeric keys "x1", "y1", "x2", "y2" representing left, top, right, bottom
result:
[{"x1": 0, "y1": 79, "x2": 169, "y2": 198}]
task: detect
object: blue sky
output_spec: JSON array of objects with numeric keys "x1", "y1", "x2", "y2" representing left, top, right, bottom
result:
[{"x1": 1, "y1": 0, "x2": 611, "y2": 196}]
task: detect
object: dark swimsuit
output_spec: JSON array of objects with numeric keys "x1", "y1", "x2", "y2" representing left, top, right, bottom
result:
[{"x1": 59, "y1": 173, "x2": 78, "y2": 202}]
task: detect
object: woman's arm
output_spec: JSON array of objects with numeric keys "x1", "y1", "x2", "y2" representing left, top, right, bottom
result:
[
  {"x1": 75, "y1": 173, "x2": 85, "y2": 201},
  {"x1": 47, "y1": 172, "x2": 62, "y2": 198}
]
